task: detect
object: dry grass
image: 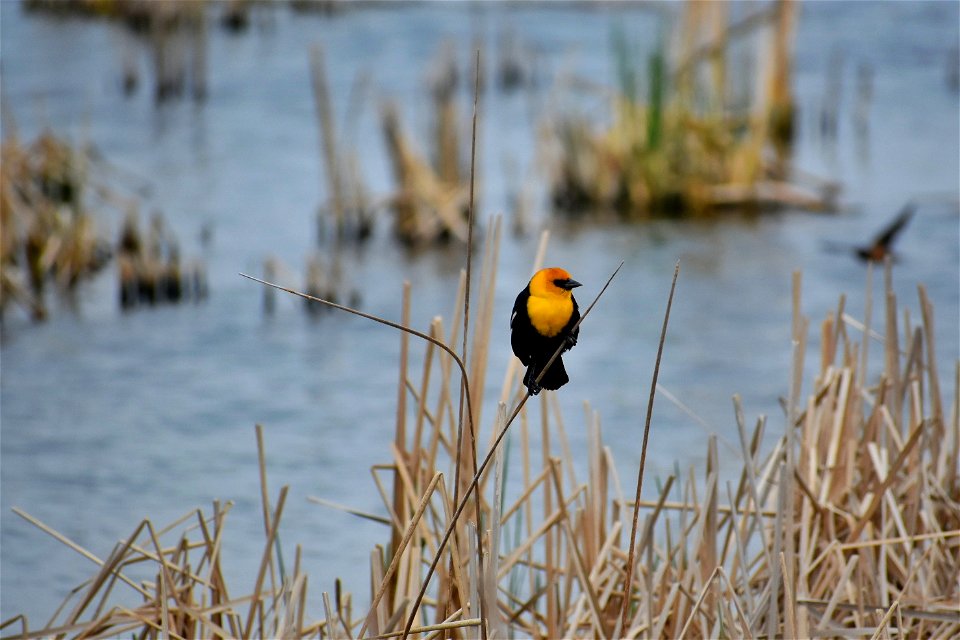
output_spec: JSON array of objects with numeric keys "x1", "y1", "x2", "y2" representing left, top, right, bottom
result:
[
  {"x1": 5, "y1": 244, "x2": 958, "y2": 639},
  {"x1": 380, "y1": 43, "x2": 472, "y2": 247},
  {"x1": 2, "y1": 426, "x2": 309, "y2": 640},
  {"x1": 1, "y1": 132, "x2": 111, "y2": 321},
  {"x1": 300, "y1": 254, "x2": 958, "y2": 640},
  {"x1": 1, "y1": 130, "x2": 207, "y2": 321}
]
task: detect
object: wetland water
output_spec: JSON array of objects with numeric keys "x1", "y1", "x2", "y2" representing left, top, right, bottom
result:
[{"x1": 2, "y1": 0, "x2": 958, "y2": 623}]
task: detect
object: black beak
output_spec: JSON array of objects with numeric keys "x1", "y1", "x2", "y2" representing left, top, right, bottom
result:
[{"x1": 559, "y1": 278, "x2": 582, "y2": 290}]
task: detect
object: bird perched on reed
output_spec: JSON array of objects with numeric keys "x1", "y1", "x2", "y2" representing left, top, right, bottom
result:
[{"x1": 511, "y1": 267, "x2": 582, "y2": 395}]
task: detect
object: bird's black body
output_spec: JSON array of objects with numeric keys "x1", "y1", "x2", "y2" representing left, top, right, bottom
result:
[{"x1": 510, "y1": 283, "x2": 580, "y2": 395}]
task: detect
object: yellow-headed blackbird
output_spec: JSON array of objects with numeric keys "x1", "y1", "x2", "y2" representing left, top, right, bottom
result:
[{"x1": 511, "y1": 267, "x2": 582, "y2": 395}]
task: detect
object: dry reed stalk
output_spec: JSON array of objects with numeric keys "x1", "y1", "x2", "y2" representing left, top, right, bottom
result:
[
  {"x1": 310, "y1": 45, "x2": 346, "y2": 236},
  {"x1": 255, "y1": 425, "x2": 283, "y2": 607},
  {"x1": 485, "y1": 404, "x2": 507, "y2": 640},
  {"x1": 466, "y1": 217, "x2": 502, "y2": 435},
  {"x1": 453, "y1": 52, "x2": 488, "y2": 640},
  {"x1": 380, "y1": 101, "x2": 468, "y2": 246},
  {"x1": 399, "y1": 261, "x2": 626, "y2": 640},
  {"x1": 390, "y1": 282, "x2": 413, "y2": 614},
  {"x1": 620, "y1": 260, "x2": 680, "y2": 635}
]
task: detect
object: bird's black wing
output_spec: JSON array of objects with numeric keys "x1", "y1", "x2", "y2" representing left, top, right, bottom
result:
[
  {"x1": 871, "y1": 204, "x2": 914, "y2": 248},
  {"x1": 561, "y1": 295, "x2": 580, "y2": 350},
  {"x1": 510, "y1": 285, "x2": 534, "y2": 365}
]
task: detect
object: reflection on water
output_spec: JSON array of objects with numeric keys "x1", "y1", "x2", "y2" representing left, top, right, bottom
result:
[{"x1": 2, "y1": 0, "x2": 958, "y2": 624}]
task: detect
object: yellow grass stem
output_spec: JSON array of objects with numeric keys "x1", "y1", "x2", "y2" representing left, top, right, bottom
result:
[
  {"x1": 360, "y1": 473, "x2": 444, "y2": 639},
  {"x1": 619, "y1": 259, "x2": 680, "y2": 635},
  {"x1": 374, "y1": 617, "x2": 481, "y2": 640}
]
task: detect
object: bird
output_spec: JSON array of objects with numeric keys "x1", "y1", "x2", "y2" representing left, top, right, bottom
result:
[
  {"x1": 854, "y1": 204, "x2": 914, "y2": 262},
  {"x1": 510, "y1": 267, "x2": 582, "y2": 395},
  {"x1": 821, "y1": 204, "x2": 916, "y2": 262}
]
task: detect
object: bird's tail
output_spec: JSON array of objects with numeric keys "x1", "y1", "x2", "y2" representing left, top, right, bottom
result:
[{"x1": 525, "y1": 356, "x2": 569, "y2": 393}]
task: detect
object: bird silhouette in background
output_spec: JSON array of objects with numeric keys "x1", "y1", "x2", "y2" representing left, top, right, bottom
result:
[
  {"x1": 854, "y1": 204, "x2": 914, "y2": 262},
  {"x1": 823, "y1": 203, "x2": 915, "y2": 262}
]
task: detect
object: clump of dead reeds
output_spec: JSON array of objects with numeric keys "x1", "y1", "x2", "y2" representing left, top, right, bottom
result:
[
  {"x1": 310, "y1": 45, "x2": 375, "y2": 246},
  {"x1": 313, "y1": 39, "x2": 469, "y2": 249},
  {"x1": 1, "y1": 131, "x2": 111, "y2": 321},
  {"x1": 547, "y1": 0, "x2": 838, "y2": 217},
  {"x1": 116, "y1": 208, "x2": 207, "y2": 310},
  {"x1": 1, "y1": 130, "x2": 207, "y2": 322},
  {"x1": 380, "y1": 42, "x2": 473, "y2": 247}
]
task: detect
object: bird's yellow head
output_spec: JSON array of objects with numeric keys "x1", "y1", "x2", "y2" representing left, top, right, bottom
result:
[{"x1": 529, "y1": 267, "x2": 582, "y2": 299}]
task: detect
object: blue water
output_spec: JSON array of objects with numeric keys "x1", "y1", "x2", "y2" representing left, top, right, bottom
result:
[{"x1": 2, "y1": 1, "x2": 958, "y2": 626}]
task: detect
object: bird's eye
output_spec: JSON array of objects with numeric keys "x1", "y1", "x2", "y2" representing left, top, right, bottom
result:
[{"x1": 553, "y1": 279, "x2": 565, "y2": 287}]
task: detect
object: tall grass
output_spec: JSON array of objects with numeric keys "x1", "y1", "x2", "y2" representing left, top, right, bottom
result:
[{"x1": 5, "y1": 245, "x2": 958, "y2": 639}]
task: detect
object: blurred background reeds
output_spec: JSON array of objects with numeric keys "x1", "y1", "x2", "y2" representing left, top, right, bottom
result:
[
  {"x1": 545, "y1": 0, "x2": 838, "y2": 217},
  {"x1": 1, "y1": 130, "x2": 206, "y2": 320},
  {"x1": 1, "y1": 131, "x2": 111, "y2": 321}
]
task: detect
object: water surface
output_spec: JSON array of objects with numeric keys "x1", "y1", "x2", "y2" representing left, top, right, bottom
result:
[{"x1": 2, "y1": 1, "x2": 958, "y2": 624}]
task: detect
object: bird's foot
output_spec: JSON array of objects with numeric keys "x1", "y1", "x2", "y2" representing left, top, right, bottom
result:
[
  {"x1": 523, "y1": 367, "x2": 542, "y2": 395},
  {"x1": 564, "y1": 334, "x2": 578, "y2": 350}
]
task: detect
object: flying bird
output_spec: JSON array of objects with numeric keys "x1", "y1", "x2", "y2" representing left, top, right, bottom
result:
[
  {"x1": 510, "y1": 267, "x2": 582, "y2": 395},
  {"x1": 821, "y1": 204, "x2": 916, "y2": 262},
  {"x1": 854, "y1": 204, "x2": 914, "y2": 261}
]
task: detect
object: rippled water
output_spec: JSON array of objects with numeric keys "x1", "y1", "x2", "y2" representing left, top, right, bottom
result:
[{"x1": 2, "y1": 0, "x2": 958, "y2": 624}]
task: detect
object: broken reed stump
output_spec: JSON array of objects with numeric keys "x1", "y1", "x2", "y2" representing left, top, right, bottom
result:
[
  {"x1": 116, "y1": 209, "x2": 207, "y2": 311},
  {"x1": 309, "y1": 44, "x2": 375, "y2": 246},
  {"x1": 380, "y1": 42, "x2": 476, "y2": 248}
]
